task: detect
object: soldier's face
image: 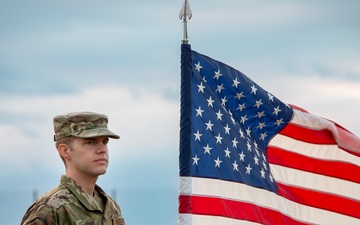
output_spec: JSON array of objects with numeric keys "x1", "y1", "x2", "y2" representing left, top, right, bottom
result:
[{"x1": 68, "y1": 136, "x2": 110, "y2": 178}]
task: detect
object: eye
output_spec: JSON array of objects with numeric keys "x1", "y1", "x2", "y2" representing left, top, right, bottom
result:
[
  {"x1": 86, "y1": 140, "x2": 94, "y2": 145},
  {"x1": 103, "y1": 139, "x2": 109, "y2": 145}
]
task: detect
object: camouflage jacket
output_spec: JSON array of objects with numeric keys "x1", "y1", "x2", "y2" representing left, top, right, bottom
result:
[{"x1": 21, "y1": 175, "x2": 125, "y2": 225}]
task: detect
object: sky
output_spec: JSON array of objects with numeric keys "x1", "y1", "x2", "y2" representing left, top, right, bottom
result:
[{"x1": 0, "y1": 0, "x2": 359, "y2": 224}]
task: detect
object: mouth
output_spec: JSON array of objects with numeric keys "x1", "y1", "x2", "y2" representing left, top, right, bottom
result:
[{"x1": 95, "y1": 158, "x2": 108, "y2": 163}]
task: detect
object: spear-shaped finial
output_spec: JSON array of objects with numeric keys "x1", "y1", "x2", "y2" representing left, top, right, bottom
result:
[{"x1": 179, "y1": 0, "x2": 192, "y2": 44}]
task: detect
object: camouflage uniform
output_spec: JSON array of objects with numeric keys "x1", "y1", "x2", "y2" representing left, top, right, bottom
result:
[{"x1": 21, "y1": 175, "x2": 125, "y2": 225}]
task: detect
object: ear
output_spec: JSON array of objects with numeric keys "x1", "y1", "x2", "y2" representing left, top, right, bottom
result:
[{"x1": 57, "y1": 144, "x2": 71, "y2": 160}]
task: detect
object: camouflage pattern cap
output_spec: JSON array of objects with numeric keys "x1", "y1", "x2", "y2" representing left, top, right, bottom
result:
[{"x1": 53, "y1": 112, "x2": 120, "y2": 141}]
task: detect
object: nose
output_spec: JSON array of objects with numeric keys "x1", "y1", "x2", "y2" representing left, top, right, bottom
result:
[{"x1": 97, "y1": 142, "x2": 108, "y2": 154}]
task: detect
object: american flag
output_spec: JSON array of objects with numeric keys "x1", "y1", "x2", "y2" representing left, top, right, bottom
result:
[{"x1": 178, "y1": 44, "x2": 360, "y2": 225}]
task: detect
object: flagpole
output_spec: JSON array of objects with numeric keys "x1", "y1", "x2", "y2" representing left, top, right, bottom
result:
[{"x1": 179, "y1": 0, "x2": 192, "y2": 44}]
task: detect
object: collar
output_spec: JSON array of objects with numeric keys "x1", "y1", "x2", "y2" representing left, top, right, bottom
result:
[{"x1": 60, "y1": 175, "x2": 106, "y2": 213}]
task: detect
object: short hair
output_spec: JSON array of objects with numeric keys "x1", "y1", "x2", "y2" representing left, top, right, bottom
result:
[{"x1": 55, "y1": 136, "x2": 74, "y2": 165}]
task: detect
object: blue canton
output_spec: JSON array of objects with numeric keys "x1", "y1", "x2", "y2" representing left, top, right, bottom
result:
[{"x1": 190, "y1": 51, "x2": 293, "y2": 192}]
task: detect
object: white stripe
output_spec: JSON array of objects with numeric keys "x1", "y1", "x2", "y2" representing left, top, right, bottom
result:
[
  {"x1": 179, "y1": 213, "x2": 261, "y2": 225},
  {"x1": 270, "y1": 164, "x2": 360, "y2": 200},
  {"x1": 291, "y1": 108, "x2": 333, "y2": 130},
  {"x1": 179, "y1": 177, "x2": 360, "y2": 225},
  {"x1": 292, "y1": 109, "x2": 360, "y2": 153},
  {"x1": 269, "y1": 134, "x2": 360, "y2": 167}
]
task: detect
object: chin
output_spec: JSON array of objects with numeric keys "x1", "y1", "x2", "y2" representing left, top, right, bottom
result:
[
  {"x1": 98, "y1": 170, "x2": 107, "y2": 175},
  {"x1": 94, "y1": 168, "x2": 107, "y2": 176}
]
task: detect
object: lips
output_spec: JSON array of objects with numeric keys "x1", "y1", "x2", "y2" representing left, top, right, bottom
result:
[{"x1": 95, "y1": 158, "x2": 107, "y2": 163}]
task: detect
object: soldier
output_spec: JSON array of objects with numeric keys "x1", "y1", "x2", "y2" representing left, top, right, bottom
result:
[{"x1": 21, "y1": 112, "x2": 125, "y2": 225}]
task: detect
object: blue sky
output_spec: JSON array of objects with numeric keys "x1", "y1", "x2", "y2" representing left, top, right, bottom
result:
[{"x1": 1, "y1": 0, "x2": 359, "y2": 224}]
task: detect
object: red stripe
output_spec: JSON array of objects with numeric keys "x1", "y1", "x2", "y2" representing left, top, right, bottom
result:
[
  {"x1": 179, "y1": 195, "x2": 308, "y2": 225},
  {"x1": 288, "y1": 109, "x2": 360, "y2": 157},
  {"x1": 267, "y1": 146, "x2": 360, "y2": 184},
  {"x1": 277, "y1": 183, "x2": 360, "y2": 219},
  {"x1": 280, "y1": 123, "x2": 336, "y2": 145}
]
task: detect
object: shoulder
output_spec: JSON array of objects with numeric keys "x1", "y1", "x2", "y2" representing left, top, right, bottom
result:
[
  {"x1": 21, "y1": 185, "x2": 73, "y2": 225},
  {"x1": 95, "y1": 186, "x2": 125, "y2": 221},
  {"x1": 104, "y1": 195, "x2": 126, "y2": 225},
  {"x1": 107, "y1": 194, "x2": 121, "y2": 210}
]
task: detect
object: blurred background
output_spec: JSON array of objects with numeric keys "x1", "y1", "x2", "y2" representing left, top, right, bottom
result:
[{"x1": 1, "y1": 0, "x2": 359, "y2": 224}]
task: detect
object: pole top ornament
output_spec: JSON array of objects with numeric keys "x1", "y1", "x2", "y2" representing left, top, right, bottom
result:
[{"x1": 179, "y1": 0, "x2": 192, "y2": 44}]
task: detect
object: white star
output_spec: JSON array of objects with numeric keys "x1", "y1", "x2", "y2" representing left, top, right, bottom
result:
[
  {"x1": 232, "y1": 137, "x2": 238, "y2": 148},
  {"x1": 216, "y1": 84, "x2": 224, "y2": 93},
  {"x1": 197, "y1": 82, "x2": 205, "y2": 93},
  {"x1": 215, "y1": 133, "x2": 223, "y2": 144},
  {"x1": 224, "y1": 124, "x2": 231, "y2": 134},
  {"x1": 240, "y1": 115, "x2": 248, "y2": 124},
  {"x1": 195, "y1": 62, "x2": 203, "y2": 72},
  {"x1": 214, "y1": 157, "x2": 222, "y2": 168},
  {"x1": 232, "y1": 160, "x2": 239, "y2": 171},
  {"x1": 192, "y1": 155, "x2": 200, "y2": 165},
  {"x1": 256, "y1": 111, "x2": 265, "y2": 118},
  {"x1": 262, "y1": 153, "x2": 266, "y2": 161},
  {"x1": 239, "y1": 151, "x2": 246, "y2": 161},
  {"x1": 230, "y1": 115, "x2": 236, "y2": 125},
  {"x1": 214, "y1": 69, "x2": 222, "y2": 80},
  {"x1": 267, "y1": 93, "x2": 274, "y2": 101},
  {"x1": 232, "y1": 78, "x2": 240, "y2": 88},
  {"x1": 254, "y1": 155, "x2": 259, "y2": 165},
  {"x1": 269, "y1": 174, "x2": 274, "y2": 182},
  {"x1": 239, "y1": 129, "x2": 245, "y2": 138},
  {"x1": 254, "y1": 99, "x2": 263, "y2": 108},
  {"x1": 203, "y1": 144, "x2": 212, "y2": 154},
  {"x1": 237, "y1": 103, "x2": 246, "y2": 111},
  {"x1": 245, "y1": 164, "x2": 252, "y2": 174},
  {"x1": 195, "y1": 106, "x2": 204, "y2": 117},
  {"x1": 205, "y1": 120, "x2": 214, "y2": 131},
  {"x1": 250, "y1": 85, "x2": 258, "y2": 95},
  {"x1": 275, "y1": 118, "x2": 284, "y2": 126},
  {"x1": 235, "y1": 92, "x2": 245, "y2": 100},
  {"x1": 193, "y1": 130, "x2": 202, "y2": 141},
  {"x1": 224, "y1": 148, "x2": 231, "y2": 158},
  {"x1": 259, "y1": 132, "x2": 268, "y2": 141},
  {"x1": 252, "y1": 143, "x2": 259, "y2": 155},
  {"x1": 207, "y1": 96, "x2": 215, "y2": 107},
  {"x1": 262, "y1": 161, "x2": 268, "y2": 170},
  {"x1": 247, "y1": 141, "x2": 252, "y2": 151},
  {"x1": 246, "y1": 127, "x2": 251, "y2": 136},
  {"x1": 216, "y1": 110, "x2": 223, "y2": 121},
  {"x1": 273, "y1": 106, "x2": 281, "y2": 116},
  {"x1": 257, "y1": 122, "x2": 266, "y2": 130},
  {"x1": 260, "y1": 169, "x2": 266, "y2": 178},
  {"x1": 221, "y1": 96, "x2": 227, "y2": 106}
]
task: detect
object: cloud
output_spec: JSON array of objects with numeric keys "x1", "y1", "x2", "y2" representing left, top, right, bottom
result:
[{"x1": 0, "y1": 85, "x2": 179, "y2": 173}]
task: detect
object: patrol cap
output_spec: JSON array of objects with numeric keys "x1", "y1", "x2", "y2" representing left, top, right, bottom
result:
[{"x1": 53, "y1": 112, "x2": 120, "y2": 141}]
